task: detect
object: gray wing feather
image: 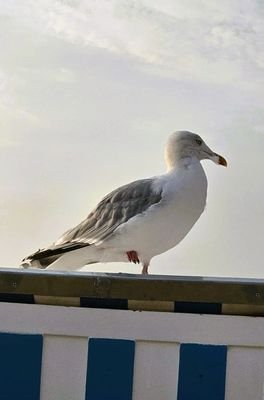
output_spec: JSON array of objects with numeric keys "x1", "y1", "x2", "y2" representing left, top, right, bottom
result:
[
  {"x1": 57, "y1": 178, "x2": 162, "y2": 245},
  {"x1": 25, "y1": 178, "x2": 162, "y2": 263}
]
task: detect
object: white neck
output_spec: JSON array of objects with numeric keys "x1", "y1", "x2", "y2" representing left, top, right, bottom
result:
[{"x1": 165, "y1": 149, "x2": 199, "y2": 171}]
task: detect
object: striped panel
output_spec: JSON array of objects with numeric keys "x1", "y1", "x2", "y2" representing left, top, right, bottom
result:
[
  {"x1": 225, "y1": 347, "x2": 264, "y2": 400},
  {"x1": 81, "y1": 297, "x2": 128, "y2": 309},
  {"x1": 35, "y1": 295, "x2": 80, "y2": 307},
  {"x1": 177, "y1": 344, "x2": 227, "y2": 400},
  {"x1": 2, "y1": 293, "x2": 264, "y2": 315},
  {"x1": 128, "y1": 300, "x2": 174, "y2": 312},
  {"x1": 0, "y1": 293, "x2": 34, "y2": 304},
  {"x1": 0, "y1": 333, "x2": 43, "y2": 400},
  {"x1": 175, "y1": 301, "x2": 222, "y2": 314},
  {"x1": 85, "y1": 338, "x2": 135, "y2": 400},
  {"x1": 40, "y1": 336, "x2": 88, "y2": 400},
  {"x1": 133, "y1": 341, "x2": 180, "y2": 400},
  {"x1": 222, "y1": 303, "x2": 264, "y2": 316}
]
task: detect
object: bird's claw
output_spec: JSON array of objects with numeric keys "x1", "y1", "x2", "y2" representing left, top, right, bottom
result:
[{"x1": 126, "y1": 250, "x2": 140, "y2": 264}]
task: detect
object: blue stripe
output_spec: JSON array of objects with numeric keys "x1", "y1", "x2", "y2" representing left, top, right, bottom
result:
[
  {"x1": 0, "y1": 293, "x2": 35, "y2": 304},
  {"x1": 0, "y1": 333, "x2": 43, "y2": 400},
  {"x1": 85, "y1": 338, "x2": 135, "y2": 400},
  {"x1": 80, "y1": 297, "x2": 128, "y2": 310},
  {"x1": 174, "y1": 301, "x2": 222, "y2": 314},
  {"x1": 177, "y1": 343, "x2": 227, "y2": 400}
]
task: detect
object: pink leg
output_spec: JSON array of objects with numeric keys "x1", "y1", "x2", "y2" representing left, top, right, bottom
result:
[
  {"x1": 126, "y1": 250, "x2": 140, "y2": 264},
  {"x1": 141, "y1": 262, "x2": 149, "y2": 275}
]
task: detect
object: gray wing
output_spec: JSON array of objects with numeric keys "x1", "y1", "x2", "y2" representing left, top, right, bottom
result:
[
  {"x1": 25, "y1": 178, "x2": 162, "y2": 262},
  {"x1": 57, "y1": 178, "x2": 162, "y2": 245}
]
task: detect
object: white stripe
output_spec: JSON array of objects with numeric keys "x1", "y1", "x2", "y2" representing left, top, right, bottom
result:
[
  {"x1": 1, "y1": 303, "x2": 264, "y2": 347},
  {"x1": 225, "y1": 347, "x2": 264, "y2": 400},
  {"x1": 133, "y1": 341, "x2": 180, "y2": 400},
  {"x1": 40, "y1": 335, "x2": 88, "y2": 400}
]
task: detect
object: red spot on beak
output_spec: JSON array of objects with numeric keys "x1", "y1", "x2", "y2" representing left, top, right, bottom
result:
[{"x1": 218, "y1": 155, "x2": 227, "y2": 167}]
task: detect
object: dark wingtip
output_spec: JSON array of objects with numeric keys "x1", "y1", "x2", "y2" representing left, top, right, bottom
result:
[{"x1": 24, "y1": 242, "x2": 90, "y2": 262}]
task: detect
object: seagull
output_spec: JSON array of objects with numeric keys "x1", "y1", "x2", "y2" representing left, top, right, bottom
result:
[{"x1": 21, "y1": 131, "x2": 227, "y2": 274}]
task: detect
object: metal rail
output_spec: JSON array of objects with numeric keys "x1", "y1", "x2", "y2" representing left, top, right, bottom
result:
[{"x1": 0, "y1": 268, "x2": 263, "y2": 305}]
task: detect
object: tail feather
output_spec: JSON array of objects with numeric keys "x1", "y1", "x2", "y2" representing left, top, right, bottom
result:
[
  {"x1": 21, "y1": 242, "x2": 90, "y2": 270},
  {"x1": 44, "y1": 246, "x2": 100, "y2": 271}
]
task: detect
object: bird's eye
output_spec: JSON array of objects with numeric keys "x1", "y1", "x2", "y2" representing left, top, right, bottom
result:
[{"x1": 195, "y1": 138, "x2": 202, "y2": 145}]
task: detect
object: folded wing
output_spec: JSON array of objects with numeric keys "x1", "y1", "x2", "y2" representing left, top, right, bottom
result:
[{"x1": 22, "y1": 178, "x2": 163, "y2": 267}]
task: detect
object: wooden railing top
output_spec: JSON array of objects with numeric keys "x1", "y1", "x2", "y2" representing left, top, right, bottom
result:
[{"x1": 0, "y1": 268, "x2": 263, "y2": 305}]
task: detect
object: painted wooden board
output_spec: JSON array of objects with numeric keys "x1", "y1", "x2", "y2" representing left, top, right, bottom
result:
[
  {"x1": 0, "y1": 303, "x2": 263, "y2": 400},
  {"x1": 40, "y1": 335, "x2": 88, "y2": 400},
  {"x1": 177, "y1": 344, "x2": 227, "y2": 400},
  {"x1": 133, "y1": 341, "x2": 180, "y2": 400},
  {"x1": 225, "y1": 347, "x2": 264, "y2": 400},
  {"x1": 1, "y1": 268, "x2": 264, "y2": 306},
  {"x1": 85, "y1": 338, "x2": 135, "y2": 400},
  {"x1": 0, "y1": 333, "x2": 42, "y2": 400},
  {"x1": 0, "y1": 303, "x2": 264, "y2": 347}
]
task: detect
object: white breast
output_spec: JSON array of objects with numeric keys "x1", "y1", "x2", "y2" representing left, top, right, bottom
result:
[{"x1": 104, "y1": 161, "x2": 208, "y2": 263}]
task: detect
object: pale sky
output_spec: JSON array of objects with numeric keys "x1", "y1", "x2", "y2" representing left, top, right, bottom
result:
[{"x1": 0, "y1": 0, "x2": 263, "y2": 277}]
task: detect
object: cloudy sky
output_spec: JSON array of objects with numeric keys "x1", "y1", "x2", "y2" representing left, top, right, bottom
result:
[{"x1": 0, "y1": 0, "x2": 263, "y2": 277}]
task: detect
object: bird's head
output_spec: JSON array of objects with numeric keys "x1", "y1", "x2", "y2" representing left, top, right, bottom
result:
[{"x1": 165, "y1": 130, "x2": 227, "y2": 170}]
